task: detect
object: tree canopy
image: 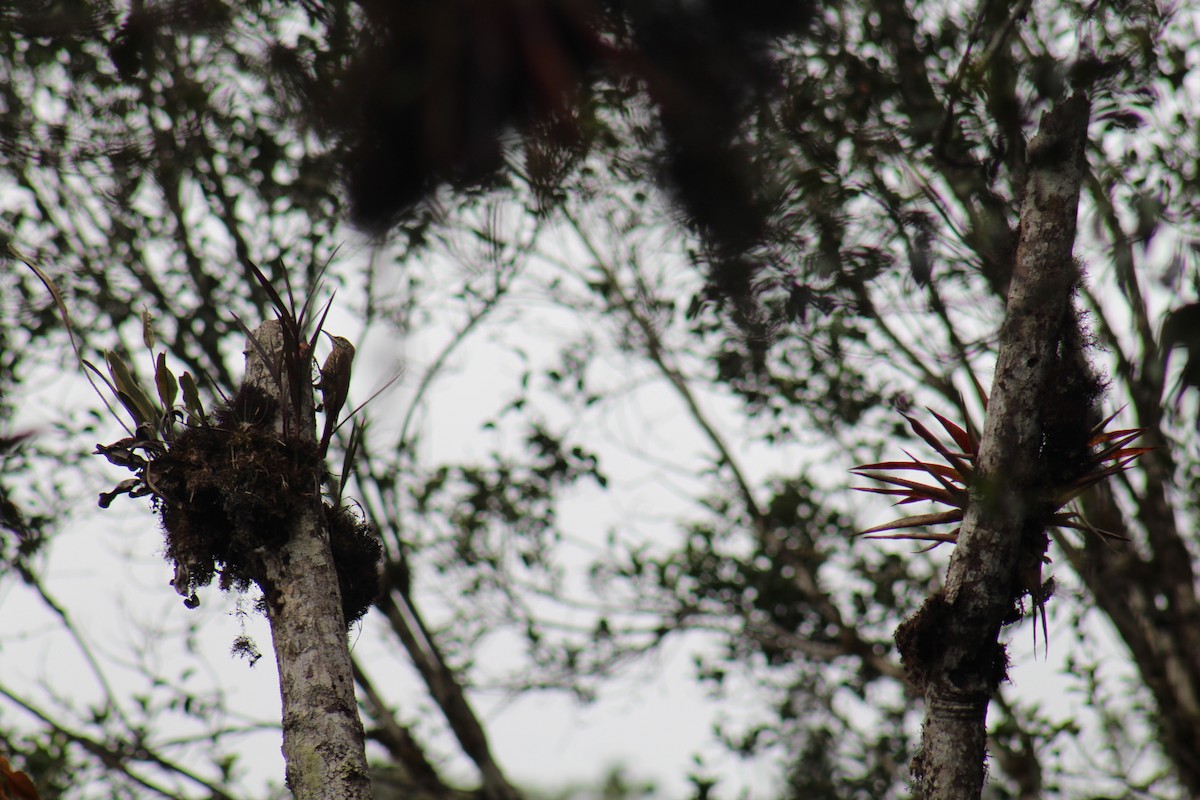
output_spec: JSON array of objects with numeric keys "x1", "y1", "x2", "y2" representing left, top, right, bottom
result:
[{"x1": 2, "y1": 0, "x2": 1199, "y2": 798}]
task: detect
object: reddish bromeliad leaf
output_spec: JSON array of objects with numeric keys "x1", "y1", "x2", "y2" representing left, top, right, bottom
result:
[
  {"x1": 0, "y1": 755, "x2": 40, "y2": 800},
  {"x1": 852, "y1": 381, "x2": 1149, "y2": 550}
]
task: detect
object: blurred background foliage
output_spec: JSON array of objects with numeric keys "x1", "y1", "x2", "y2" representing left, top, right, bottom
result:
[{"x1": 1, "y1": 0, "x2": 1199, "y2": 798}]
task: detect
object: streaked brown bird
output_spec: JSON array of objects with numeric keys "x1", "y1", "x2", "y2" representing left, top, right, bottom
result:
[{"x1": 317, "y1": 333, "x2": 355, "y2": 457}]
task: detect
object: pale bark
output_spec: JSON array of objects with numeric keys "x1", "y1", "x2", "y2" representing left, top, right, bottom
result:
[
  {"x1": 902, "y1": 94, "x2": 1091, "y2": 799},
  {"x1": 245, "y1": 320, "x2": 371, "y2": 800}
]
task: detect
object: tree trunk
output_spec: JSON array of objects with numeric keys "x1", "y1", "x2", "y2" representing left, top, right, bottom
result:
[
  {"x1": 244, "y1": 320, "x2": 372, "y2": 800},
  {"x1": 901, "y1": 94, "x2": 1091, "y2": 799},
  {"x1": 1070, "y1": 481, "x2": 1200, "y2": 793}
]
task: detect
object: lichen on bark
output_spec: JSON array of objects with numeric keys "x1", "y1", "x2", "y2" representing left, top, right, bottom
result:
[{"x1": 904, "y1": 93, "x2": 1093, "y2": 800}]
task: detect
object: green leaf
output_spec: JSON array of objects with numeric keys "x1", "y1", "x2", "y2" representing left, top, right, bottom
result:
[
  {"x1": 141, "y1": 306, "x2": 156, "y2": 349},
  {"x1": 154, "y1": 352, "x2": 178, "y2": 413},
  {"x1": 179, "y1": 372, "x2": 206, "y2": 425},
  {"x1": 105, "y1": 351, "x2": 157, "y2": 429}
]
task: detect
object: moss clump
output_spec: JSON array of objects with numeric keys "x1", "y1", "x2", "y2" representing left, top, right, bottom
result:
[{"x1": 152, "y1": 387, "x2": 321, "y2": 605}]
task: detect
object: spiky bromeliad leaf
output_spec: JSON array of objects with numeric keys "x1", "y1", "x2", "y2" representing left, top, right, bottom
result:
[{"x1": 852, "y1": 390, "x2": 1148, "y2": 549}]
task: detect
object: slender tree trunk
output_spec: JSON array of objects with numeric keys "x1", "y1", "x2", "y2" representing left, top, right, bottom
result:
[
  {"x1": 244, "y1": 320, "x2": 372, "y2": 800},
  {"x1": 375, "y1": 591, "x2": 521, "y2": 800},
  {"x1": 900, "y1": 94, "x2": 1091, "y2": 799},
  {"x1": 1071, "y1": 483, "x2": 1200, "y2": 793}
]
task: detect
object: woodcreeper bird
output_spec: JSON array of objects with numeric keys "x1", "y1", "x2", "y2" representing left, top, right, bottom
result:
[{"x1": 317, "y1": 332, "x2": 355, "y2": 456}]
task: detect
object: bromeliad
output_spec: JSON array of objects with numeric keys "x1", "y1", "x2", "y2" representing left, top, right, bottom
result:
[{"x1": 852, "y1": 375, "x2": 1150, "y2": 549}]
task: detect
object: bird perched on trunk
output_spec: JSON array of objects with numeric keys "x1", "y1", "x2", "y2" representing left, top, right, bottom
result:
[{"x1": 317, "y1": 333, "x2": 355, "y2": 457}]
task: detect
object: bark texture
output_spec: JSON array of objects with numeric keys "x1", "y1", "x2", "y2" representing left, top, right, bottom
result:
[
  {"x1": 245, "y1": 320, "x2": 371, "y2": 800},
  {"x1": 901, "y1": 94, "x2": 1091, "y2": 799}
]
